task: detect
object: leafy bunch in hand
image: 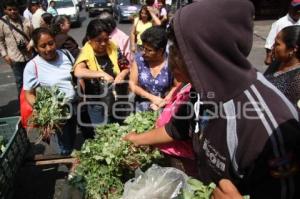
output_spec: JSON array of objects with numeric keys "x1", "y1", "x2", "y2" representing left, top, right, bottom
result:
[{"x1": 29, "y1": 86, "x2": 70, "y2": 141}]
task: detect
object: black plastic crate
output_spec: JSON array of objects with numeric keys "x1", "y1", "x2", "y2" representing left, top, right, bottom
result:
[{"x1": 0, "y1": 117, "x2": 29, "y2": 199}]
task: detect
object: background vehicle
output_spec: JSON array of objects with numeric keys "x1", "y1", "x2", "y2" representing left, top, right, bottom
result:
[
  {"x1": 55, "y1": 0, "x2": 81, "y2": 26},
  {"x1": 86, "y1": 0, "x2": 113, "y2": 17},
  {"x1": 113, "y1": 0, "x2": 141, "y2": 23}
]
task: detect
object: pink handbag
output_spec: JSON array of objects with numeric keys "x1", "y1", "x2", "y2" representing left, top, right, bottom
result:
[{"x1": 156, "y1": 83, "x2": 195, "y2": 159}]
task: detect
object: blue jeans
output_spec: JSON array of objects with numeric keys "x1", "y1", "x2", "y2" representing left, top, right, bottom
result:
[
  {"x1": 50, "y1": 104, "x2": 77, "y2": 155},
  {"x1": 87, "y1": 103, "x2": 110, "y2": 127},
  {"x1": 135, "y1": 101, "x2": 151, "y2": 112},
  {"x1": 11, "y1": 61, "x2": 27, "y2": 97}
]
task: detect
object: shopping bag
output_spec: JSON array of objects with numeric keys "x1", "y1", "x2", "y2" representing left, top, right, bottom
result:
[{"x1": 20, "y1": 88, "x2": 33, "y2": 128}]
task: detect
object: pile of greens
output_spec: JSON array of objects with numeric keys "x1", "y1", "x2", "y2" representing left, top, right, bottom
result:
[
  {"x1": 179, "y1": 178, "x2": 216, "y2": 199},
  {"x1": 179, "y1": 178, "x2": 250, "y2": 199},
  {"x1": 0, "y1": 135, "x2": 6, "y2": 154},
  {"x1": 29, "y1": 86, "x2": 70, "y2": 139},
  {"x1": 69, "y1": 111, "x2": 163, "y2": 199}
]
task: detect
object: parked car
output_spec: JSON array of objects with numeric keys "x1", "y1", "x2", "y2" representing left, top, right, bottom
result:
[
  {"x1": 113, "y1": 0, "x2": 141, "y2": 23},
  {"x1": 86, "y1": 0, "x2": 113, "y2": 17},
  {"x1": 55, "y1": 0, "x2": 81, "y2": 26}
]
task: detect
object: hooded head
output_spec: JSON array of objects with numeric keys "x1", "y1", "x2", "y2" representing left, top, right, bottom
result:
[{"x1": 171, "y1": 0, "x2": 256, "y2": 102}]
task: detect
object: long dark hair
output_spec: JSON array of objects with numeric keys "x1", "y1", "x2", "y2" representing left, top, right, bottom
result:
[
  {"x1": 32, "y1": 27, "x2": 55, "y2": 47},
  {"x1": 82, "y1": 19, "x2": 110, "y2": 45},
  {"x1": 141, "y1": 26, "x2": 167, "y2": 51},
  {"x1": 98, "y1": 11, "x2": 116, "y2": 33},
  {"x1": 41, "y1": 12, "x2": 53, "y2": 27},
  {"x1": 51, "y1": 15, "x2": 70, "y2": 35},
  {"x1": 281, "y1": 25, "x2": 300, "y2": 59},
  {"x1": 139, "y1": 5, "x2": 152, "y2": 21},
  {"x1": 86, "y1": 19, "x2": 110, "y2": 40}
]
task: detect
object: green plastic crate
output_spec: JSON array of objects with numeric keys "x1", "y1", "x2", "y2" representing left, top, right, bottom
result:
[{"x1": 0, "y1": 116, "x2": 29, "y2": 199}]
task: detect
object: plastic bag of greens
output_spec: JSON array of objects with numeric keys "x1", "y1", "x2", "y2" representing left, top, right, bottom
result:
[{"x1": 122, "y1": 164, "x2": 188, "y2": 199}]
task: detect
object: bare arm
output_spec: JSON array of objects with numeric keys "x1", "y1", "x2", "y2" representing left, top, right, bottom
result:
[
  {"x1": 114, "y1": 68, "x2": 129, "y2": 84},
  {"x1": 129, "y1": 60, "x2": 165, "y2": 106},
  {"x1": 0, "y1": 23, "x2": 11, "y2": 65},
  {"x1": 147, "y1": 6, "x2": 161, "y2": 26},
  {"x1": 130, "y1": 20, "x2": 137, "y2": 53},
  {"x1": 74, "y1": 62, "x2": 114, "y2": 82},
  {"x1": 25, "y1": 89, "x2": 36, "y2": 106},
  {"x1": 164, "y1": 78, "x2": 180, "y2": 103},
  {"x1": 123, "y1": 126, "x2": 174, "y2": 146}
]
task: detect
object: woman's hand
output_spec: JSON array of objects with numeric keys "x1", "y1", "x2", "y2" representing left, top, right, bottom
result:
[
  {"x1": 123, "y1": 132, "x2": 140, "y2": 146},
  {"x1": 151, "y1": 96, "x2": 166, "y2": 107},
  {"x1": 114, "y1": 69, "x2": 129, "y2": 84},
  {"x1": 114, "y1": 74, "x2": 124, "y2": 84},
  {"x1": 102, "y1": 73, "x2": 114, "y2": 83},
  {"x1": 150, "y1": 103, "x2": 160, "y2": 111},
  {"x1": 211, "y1": 179, "x2": 243, "y2": 199},
  {"x1": 131, "y1": 45, "x2": 137, "y2": 53}
]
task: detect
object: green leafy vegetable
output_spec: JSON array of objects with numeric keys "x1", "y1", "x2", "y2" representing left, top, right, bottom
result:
[
  {"x1": 69, "y1": 111, "x2": 163, "y2": 199},
  {"x1": 29, "y1": 86, "x2": 70, "y2": 140},
  {"x1": 179, "y1": 178, "x2": 250, "y2": 199}
]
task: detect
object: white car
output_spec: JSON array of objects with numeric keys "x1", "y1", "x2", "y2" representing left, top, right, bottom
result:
[{"x1": 54, "y1": 0, "x2": 81, "y2": 26}]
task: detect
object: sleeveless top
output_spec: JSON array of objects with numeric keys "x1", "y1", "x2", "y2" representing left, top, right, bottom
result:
[
  {"x1": 135, "y1": 52, "x2": 173, "y2": 99},
  {"x1": 134, "y1": 18, "x2": 152, "y2": 46}
]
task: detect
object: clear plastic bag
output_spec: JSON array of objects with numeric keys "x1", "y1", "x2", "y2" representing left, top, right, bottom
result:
[{"x1": 122, "y1": 164, "x2": 188, "y2": 199}]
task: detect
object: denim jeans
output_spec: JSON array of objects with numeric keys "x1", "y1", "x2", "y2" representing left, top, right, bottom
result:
[
  {"x1": 87, "y1": 103, "x2": 111, "y2": 127},
  {"x1": 135, "y1": 101, "x2": 152, "y2": 112},
  {"x1": 11, "y1": 61, "x2": 27, "y2": 97},
  {"x1": 50, "y1": 103, "x2": 77, "y2": 155}
]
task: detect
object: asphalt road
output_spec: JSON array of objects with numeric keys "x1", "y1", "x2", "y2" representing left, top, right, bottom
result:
[{"x1": 0, "y1": 10, "x2": 273, "y2": 117}]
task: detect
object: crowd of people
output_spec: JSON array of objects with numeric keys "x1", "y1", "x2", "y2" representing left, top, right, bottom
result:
[{"x1": 1, "y1": 0, "x2": 300, "y2": 198}]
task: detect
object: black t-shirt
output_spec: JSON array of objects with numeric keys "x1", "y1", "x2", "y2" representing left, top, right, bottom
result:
[
  {"x1": 96, "y1": 54, "x2": 115, "y2": 78},
  {"x1": 84, "y1": 54, "x2": 115, "y2": 115}
]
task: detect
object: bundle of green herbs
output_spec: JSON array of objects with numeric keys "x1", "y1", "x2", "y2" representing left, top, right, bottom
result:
[
  {"x1": 179, "y1": 178, "x2": 250, "y2": 199},
  {"x1": 29, "y1": 86, "x2": 70, "y2": 140},
  {"x1": 69, "y1": 111, "x2": 163, "y2": 199}
]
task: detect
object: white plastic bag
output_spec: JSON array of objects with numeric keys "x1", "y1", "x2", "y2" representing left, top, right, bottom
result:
[{"x1": 122, "y1": 164, "x2": 188, "y2": 199}]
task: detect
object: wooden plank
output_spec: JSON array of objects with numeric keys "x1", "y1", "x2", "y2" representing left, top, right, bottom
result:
[
  {"x1": 31, "y1": 154, "x2": 71, "y2": 161},
  {"x1": 26, "y1": 157, "x2": 77, "y2": 166}
]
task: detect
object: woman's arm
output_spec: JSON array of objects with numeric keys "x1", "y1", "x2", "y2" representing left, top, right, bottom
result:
[
  {"x1": 147, "y1": 6, "x2": 161, "y2": 26},
  {"x1": 163, "y1": 78, "x2": 180, "y2": 104},
  {"x1": 123, "y1": 126, "x2": 174, "y2": 146},
  {"x1": 74, "y1": 62, "x2": 114, "y2": 82},
  {"x1": 130, "y1": 20, "x2": 137, "y2": 53},
  {"x1": 129, "y1": 60, "x2": 165, "y2": 106},
  {"x1": 25, "y1": 89, "x2": 36, "y2": 106},
  {"x1": 115, "y1": 68, "x2": 129, "y2": 84},
  {"x1": 159, "y1": 7, "x2": 168, "y2": 25}
]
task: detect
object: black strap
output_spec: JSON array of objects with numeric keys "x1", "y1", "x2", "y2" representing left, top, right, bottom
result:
[
  {"x1": 60, "y1": 49, "x2": 77, "y2": 87},
  {"x1": 60, "y1": 49, "x2": 74, "y2": 65},
  {"x1": 0, "y1": 17, "x2": 30, "y2": 42}
]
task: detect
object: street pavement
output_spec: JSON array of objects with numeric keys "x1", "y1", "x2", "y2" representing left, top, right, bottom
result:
[{"x1": 0, "y1": 16, "x2": 274, "y2": 117}]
